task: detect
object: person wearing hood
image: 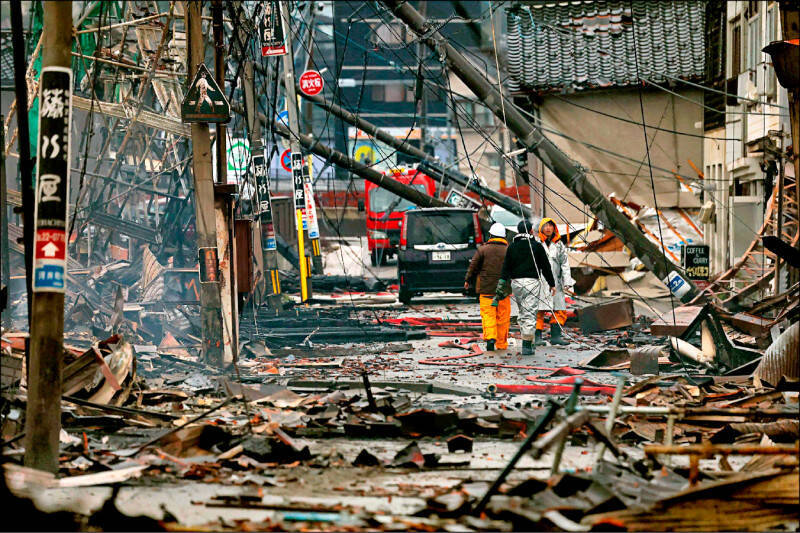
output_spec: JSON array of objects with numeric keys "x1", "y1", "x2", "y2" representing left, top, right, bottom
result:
[
  {"x1": 492, "y1": 220, "x2": 556, "y2": 356},
  {"x1": 465, "y1": 222, "x2": 510, "y2": 351},
  {"x1": 535, "y1": 218, "x2": 575, "y2": 346}
]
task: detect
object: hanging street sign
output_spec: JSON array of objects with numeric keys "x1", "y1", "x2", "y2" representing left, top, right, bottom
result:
[
  {"x1": 280, "y1": 149, "x2": 292, "y2": 172},
  {"x1": 260, "y1": 1, "x2": 287, "y2": 57},
  {"x1": 291, "y1": 152, "x2": 305, "y2": 210},
  {"x1": 181, "y1": 63, "x2": 230, "y2": 123},
  {"x1": 299, "y1": 70, "x2": 324, "y2": 96},
  {"x1": 445, "y1": 188, "x2": 481, "y2": 209},
  {"x1": 33, "y1": 66, "x2": 73, "y2": 293}
]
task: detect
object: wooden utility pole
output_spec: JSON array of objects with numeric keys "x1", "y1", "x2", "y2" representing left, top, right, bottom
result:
[
  {"x1": 244, "y1": 60, "x2": 283, "y2": 310},
  {"x1": 0, "y1": 115, "x2": 9, "y2": 330},
  {"x1": 186, "y1": 0, "x2": 225, "y2": 366},
  {"x1": 211, "y1": 0, "x2": 238, "y2": 362},
  {"x1": 296, "y1": 7, "x2": 323, "y2": 275},
  {"x1": 24, "y1": 0, "x2": 72, "y2": 473},
  {"x1": 279, "y1": 0, "x2": 312, "y2": 302}
]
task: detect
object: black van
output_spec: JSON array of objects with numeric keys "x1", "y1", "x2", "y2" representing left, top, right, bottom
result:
[{"x1": 397, "y1": 207, "x2": 483, "y2": 304}]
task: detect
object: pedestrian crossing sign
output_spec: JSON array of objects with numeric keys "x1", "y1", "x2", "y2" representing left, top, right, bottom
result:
[{"x1": 181, "y1": 63, "x2": 230, "y2": 123}]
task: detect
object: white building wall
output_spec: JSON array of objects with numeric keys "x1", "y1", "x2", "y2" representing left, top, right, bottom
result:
[
  {"x1": 714, "y1": 0, "x2": 787, "y2": 270},
  {"x1": 703, "y1": 128, "x2": 728, "y2": 276}
]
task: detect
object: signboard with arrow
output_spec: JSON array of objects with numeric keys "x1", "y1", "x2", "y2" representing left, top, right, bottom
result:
[
  {"x1": 181, "y1": 63, "x2": 230, "y2": 123},
  {"x1": 33, "y1": 66, "x2": 72, "y2": 293}
]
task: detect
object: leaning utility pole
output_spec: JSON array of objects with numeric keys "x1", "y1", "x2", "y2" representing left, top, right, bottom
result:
[
  {"x1": 271, "y1": 119, "x2": 450, "y2": 209},
  {"x1": 279, "y1": 0, "x2": 312, "y2": 302},
  {"x1": 232, "y1": 100, "x2": 451, "y2": 209},
  {"x1": 24, "y1": 0, "x2": 72, "y2": 473},
  {"x1": 382, "y1": 0, "x2": 699, "y2": 302},
  {"x1": 294, "y1": 87, "x2": 532, "y2": 220},
  {"x1": 186, "y1": 0, "x2": 225, "y2": 366}
]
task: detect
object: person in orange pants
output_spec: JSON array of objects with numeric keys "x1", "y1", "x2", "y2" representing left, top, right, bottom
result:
[
  {"x1": 480, "y1": 293, "x2": 511, "y2": 350},
  {"x1": 465, "y1": 223, "x2": 510, "y2": 350},
  {"x1": 535, "y1": 218, "x2": 574, "y2": 346},
  {"x1": 536, "y1": 310, "x2": 568, "y2": 336}
]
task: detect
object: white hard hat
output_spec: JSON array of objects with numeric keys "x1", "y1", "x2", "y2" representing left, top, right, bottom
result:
[{"x1": 489, "y1": 222, "x2": 506, "y2": 238}]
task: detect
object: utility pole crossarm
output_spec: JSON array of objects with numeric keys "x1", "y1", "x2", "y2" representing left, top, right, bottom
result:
[{"x1": 381, "y1": 0, "x2": 698, "y2": 302}]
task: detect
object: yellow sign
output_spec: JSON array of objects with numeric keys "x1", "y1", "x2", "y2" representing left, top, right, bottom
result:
[{"x1": 354, "y1": 144, "x2": 375, "y2": 165}]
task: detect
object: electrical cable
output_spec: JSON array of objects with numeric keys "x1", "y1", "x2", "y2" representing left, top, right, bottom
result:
[{"x1": 629, "y1": 3, "x2": 697, "y2": 382}]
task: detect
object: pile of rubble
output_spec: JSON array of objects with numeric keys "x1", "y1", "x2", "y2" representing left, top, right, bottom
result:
[{"x1": 1, "y1": 357, "x2": 797, "y2": 531}]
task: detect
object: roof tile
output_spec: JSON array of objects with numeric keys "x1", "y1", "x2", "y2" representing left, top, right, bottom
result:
[{"x1": 505, "y1": 0, "x2": 706, "y2": 93}]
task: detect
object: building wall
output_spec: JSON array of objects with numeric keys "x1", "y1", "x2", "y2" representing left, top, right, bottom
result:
[
  {"x1": 536, "y1": 88, "x2": 704, "y2": 224},
  {"x1": 701, "y1": 0, "x2": 788, "y2": 274},
  {"x1": 703, "y1": 128, "x2": 728, "y2": 275}
]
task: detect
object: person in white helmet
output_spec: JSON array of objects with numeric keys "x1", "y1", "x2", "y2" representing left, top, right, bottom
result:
[{"x1": 464, "y1": 222, "x2": 510, "y2": 351}]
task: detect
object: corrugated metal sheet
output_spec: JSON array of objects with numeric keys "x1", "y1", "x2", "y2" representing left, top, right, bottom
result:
[
  {"x1": 505, "y1": 1, "x2": 706, "y2": 93},
  {"x1": 754, "y1": 321, "x2": 799, "y2": 385}
]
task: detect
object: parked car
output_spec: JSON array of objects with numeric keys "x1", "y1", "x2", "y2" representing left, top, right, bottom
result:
[{"x1": 397, "y1": 207, "x2": 482, "y2": 304}]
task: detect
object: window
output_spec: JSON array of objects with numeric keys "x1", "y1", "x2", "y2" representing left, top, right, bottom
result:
[
  {"x1": 385, "y1": 84, "x2": 406, "y2": 102},
  {"x1": 372, "y1": 83, "x2": 414, "y2": 102},
  {"x1": 460, "y1": 101, "x2": 494, "y2": 128},
  {"x1": 371, "y1": 22, "x2": 409, "y2": 47},
  {"x1": 766, "y1": 4, "x2": 778, "y2": 95},
  {"x1": 406, "y1": 211, "x2": 476, "y2": 246},
  {"x1": 746, "y1": 13, "x2": 761, "y2": 70},
  {"x1": 486, "y1": 152, "x2": 501, "y2": 170},
  {"x1": 730, "y1": 20, "x2": 742, "y2": 77},
  {"x1": 369, "y1": 184, "x2": 427, "y2": 213}
]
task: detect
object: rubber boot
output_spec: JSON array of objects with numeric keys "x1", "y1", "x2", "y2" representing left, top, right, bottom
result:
[
  {"x1": 550, "y1": 323, "x2": 569, "y2": 345},
  {"x1": 521, "y1": 339, "x2": 534, "y2": 356},
  {"x1": 486, "y1": 339, "x2": 496, "y2": 351},
  {"x1": 534, "y1": 329, "x2": 545, "y2": 346}
]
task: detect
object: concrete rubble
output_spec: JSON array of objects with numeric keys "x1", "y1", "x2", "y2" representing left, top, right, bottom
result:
[{"x1": 2, "y1": 250, "x2": 798, "y2": 531}]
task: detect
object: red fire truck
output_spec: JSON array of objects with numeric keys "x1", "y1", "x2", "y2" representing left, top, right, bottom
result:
[{"x1": 365, "y1": 168, "x2": 436, "y2": 266}]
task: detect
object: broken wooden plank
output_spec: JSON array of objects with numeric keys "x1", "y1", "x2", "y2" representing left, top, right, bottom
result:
[{"x1": 650, "y1": 306, "x2": 703, "y2": 337}]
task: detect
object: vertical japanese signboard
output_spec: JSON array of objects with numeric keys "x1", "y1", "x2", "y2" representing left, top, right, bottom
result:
[
  {"x1": 260, "y1": 1, "x2": 287, "y2": 56},
  {"x1": 303, "y1": 159, "x2": 320, "y2": 240},
  {"x1": 253, "y1": 152, "x2": 276, "y2": 251},
  {"x1": 291, "y1": 152, "x2": 305, "y2": 211},
  {"x1": 33, "y1": 66, "x2": 72, "y2": 293}
]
